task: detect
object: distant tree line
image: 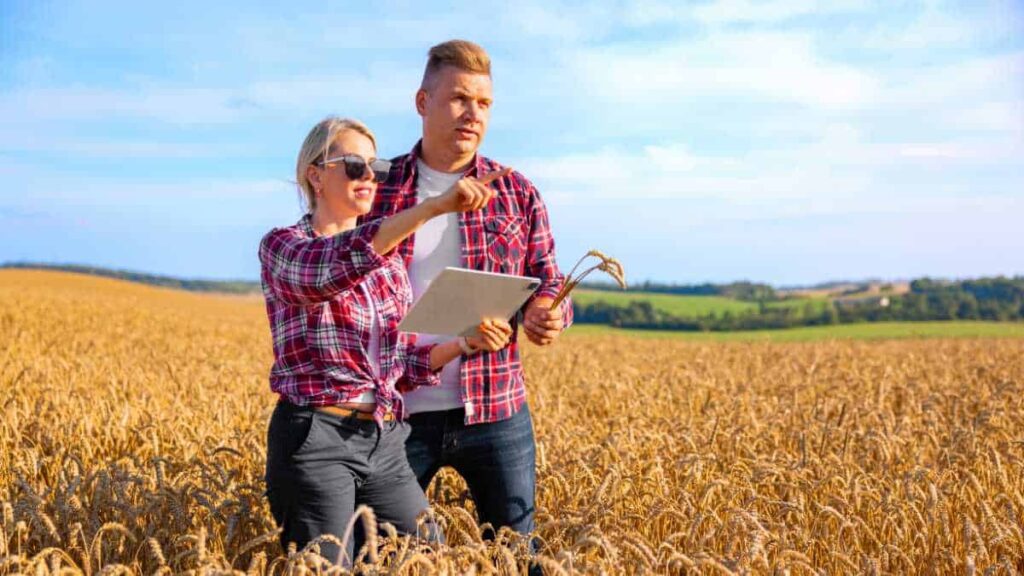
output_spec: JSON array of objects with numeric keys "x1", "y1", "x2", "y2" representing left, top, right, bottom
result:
[
  {"x1": 7, "y1": 263, "x2": 1022, "y2": 331},
  {"x1": 574, "y1": 276, "x2": 1024, "y2": 331},
  {"x1": 836, "y1": 277, "x2": 1024, "y2": 323},
  {"x1": 583, "y1": 280, "x2": 779, "y2": 302},
  {"x1": 1, "y1": 262, "x2": 260, "y2": 294}
]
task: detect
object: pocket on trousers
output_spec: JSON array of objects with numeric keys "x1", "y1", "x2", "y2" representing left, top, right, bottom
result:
[
  {"x1": 291, "y1": 412, "x2": 322, "y2": 456},
  {"x1": 391, "y1": 420, "x2": 413, "y2": 443},
  {"x1": 268, "y1": 408, "x2": 320, "y2": 461}
]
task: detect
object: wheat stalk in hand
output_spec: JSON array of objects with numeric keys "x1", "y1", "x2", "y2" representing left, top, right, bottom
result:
[{"x1": 550, "y1": 249, "x2": 627, "y2": 310}]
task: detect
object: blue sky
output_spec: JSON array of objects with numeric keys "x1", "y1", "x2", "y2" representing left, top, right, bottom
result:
[{"x1": 1, "y1": 0, "x2": 1022, "y2": 285}]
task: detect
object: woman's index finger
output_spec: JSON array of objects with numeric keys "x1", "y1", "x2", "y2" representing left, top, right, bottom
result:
[{"x1": 476, "y1": 166, "x2": 513, "y2": 185}]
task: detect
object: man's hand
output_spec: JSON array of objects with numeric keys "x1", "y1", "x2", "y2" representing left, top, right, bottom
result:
[{"x1": 522, "y1": 297, "x2": 564, "y2": 346}]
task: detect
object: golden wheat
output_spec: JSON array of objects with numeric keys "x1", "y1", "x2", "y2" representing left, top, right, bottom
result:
[
  {"x1": 2, "y1": 269, "x2": 1023, "y2": 574},
  {"x1": 550, "y1": 250, "x2": 626, "y2": 310}
]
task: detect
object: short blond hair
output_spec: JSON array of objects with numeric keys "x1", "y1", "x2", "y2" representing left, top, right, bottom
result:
[
  {"x1": 295, "y1": 116, "x2": 377, "y2": 213},
  {"x1": 420, "y1": 39, "x2": 491, "y2": 90}
]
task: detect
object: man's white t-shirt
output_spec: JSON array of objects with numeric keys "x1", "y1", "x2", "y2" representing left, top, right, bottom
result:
[{"x1": 403, "y1": 160, "x2": 465, "y2": 414}]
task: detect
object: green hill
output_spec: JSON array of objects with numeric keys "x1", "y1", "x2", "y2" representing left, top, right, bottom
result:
[
  {"x1": 571, "y1": 289, "x2": 758, "y2": 316},
  {"x1": 572, "y1": 289, "x2": 828, "y2": 318},
  {"x1": 571, "y1": 321, "x2": 1024, "y2": 341}
]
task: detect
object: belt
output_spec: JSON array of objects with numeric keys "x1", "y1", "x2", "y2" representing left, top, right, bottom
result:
[{"x1": 315, "y1": 404, "x2": 395, "y2": 421}]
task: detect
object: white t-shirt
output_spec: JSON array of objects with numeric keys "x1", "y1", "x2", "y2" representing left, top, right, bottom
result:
[{"x1": 403, "y1": 160, "x2": 465, "y2": 414}]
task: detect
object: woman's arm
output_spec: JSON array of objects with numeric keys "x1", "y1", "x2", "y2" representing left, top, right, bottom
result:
[
  {"x1": 261, "y1": 168, "x2": 511, "y2": 306},
  {"x1": 370, "y1": 167, "x2": 511, "y2": 255},
  {"x1": 398, "y1": 319, "x2": 514, "y2": 389},
  {"x1": 427, "y1": 319, "x2": 514, "y2": 369},
  {"x1": 260, "y1": 221, "x2": 387, "y2": 306}
]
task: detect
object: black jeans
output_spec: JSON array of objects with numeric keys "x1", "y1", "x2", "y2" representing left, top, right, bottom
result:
[
  {"x1": 405, "y1": 404, "x2": 538, "y2": 541},
  {"x1": 265, "y1": 401, "x2": 433, "y2": 564}
]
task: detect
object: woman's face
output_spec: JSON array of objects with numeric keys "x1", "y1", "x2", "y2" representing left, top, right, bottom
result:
[{"x1": 309, "y1": 129, "x2": 378, "y2": 219}]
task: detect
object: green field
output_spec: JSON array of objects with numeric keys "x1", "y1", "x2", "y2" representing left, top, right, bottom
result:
[
  {"x1": 568, "y1": 321, "x2": 1024, "y2": 342},
  {"x1": 764, "y1": 297, "x2": 832, "y2": 313},
  {"x1": 571, "y1": 289, "x2": 755, "y2": 316},
  {"x1": 572, "y1": 289, "x2": 828, "y2": 317}
]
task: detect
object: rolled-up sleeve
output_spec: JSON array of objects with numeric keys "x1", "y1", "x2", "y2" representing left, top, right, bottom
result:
[
  {"x1": 259, "y1": 220, "x2": 385, "y2": 305},
  {"x1": 397, "y1": 332, "x2": 441, "y2": 390},
  {"x1": 522, "y1": 179, "x2": 574, "y2": 329}
]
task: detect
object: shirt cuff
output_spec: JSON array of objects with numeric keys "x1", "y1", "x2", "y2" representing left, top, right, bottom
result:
[
  {"x1": 534, "y1": 284, "x2": 561, "y2": 300},
  {"x1": 405, "y1": 343, "x2": 442, "y2": 389},
  {"x1": 559, "y1": 293, "x2": 574, "y2": 329}
]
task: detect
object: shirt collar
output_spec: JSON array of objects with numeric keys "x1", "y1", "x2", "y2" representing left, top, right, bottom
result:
[{"x1": 298, "y1": 213, "x2": 317, "y2": 237}]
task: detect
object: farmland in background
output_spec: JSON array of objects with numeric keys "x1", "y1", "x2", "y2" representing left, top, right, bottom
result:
[
  {"x1": 571, "y1": 321, "x2": 1024, "y2": 341},
  {"x1": 571, "y1": 289, "x2": 762, "y2": 316},
  {"x1": 571, "y1": 288, "x2": 831, "y2": 315},
  {"x1": 2, "y1": 269, "x2": 1023, "y2": 574}
]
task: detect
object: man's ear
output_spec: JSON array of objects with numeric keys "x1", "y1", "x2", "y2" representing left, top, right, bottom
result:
[{"x1": 415, "y1": 89, "x2": 428, "y2": 116}]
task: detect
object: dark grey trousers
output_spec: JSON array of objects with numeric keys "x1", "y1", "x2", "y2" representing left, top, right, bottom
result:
[{"x1": 264, "y1": 401, "x2": 434, "y2": 564}]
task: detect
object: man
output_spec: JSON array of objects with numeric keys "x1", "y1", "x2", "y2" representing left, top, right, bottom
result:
[{"x1": 361, "y1": 39, "x2": 571, "y2": 556}]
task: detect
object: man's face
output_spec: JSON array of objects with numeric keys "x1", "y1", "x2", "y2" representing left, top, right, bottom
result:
[{"x1": 417, "y1": 66, "x2": 493, "y2": 164}]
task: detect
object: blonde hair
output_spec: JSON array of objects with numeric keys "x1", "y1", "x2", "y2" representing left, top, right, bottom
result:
[
  {"x1": 295, "y1": 116, "x2": 377, "y2": 213},
  {"x1": 420, "y1": 39, "x2": 491, "y2": 90}
]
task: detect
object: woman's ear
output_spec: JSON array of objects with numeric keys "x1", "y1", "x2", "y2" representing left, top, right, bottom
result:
[{"x1": 306, "y1": 164, "x2": 321, "y2": 191}]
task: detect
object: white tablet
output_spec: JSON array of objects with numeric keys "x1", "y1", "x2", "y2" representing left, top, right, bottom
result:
[{"x1": 397, "y1": 267, "x2": 541, "y2": 337}]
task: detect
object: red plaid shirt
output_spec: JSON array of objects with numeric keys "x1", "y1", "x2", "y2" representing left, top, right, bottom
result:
[
  {"x1": 360, "y1": 142, "x2": 573, "y2": 425},
  {"x1": 259, "y1": 215, "x2": 441, "y2": 424}
]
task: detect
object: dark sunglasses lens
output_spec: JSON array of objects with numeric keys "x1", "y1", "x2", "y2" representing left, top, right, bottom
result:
[
  {"x1": 342, "y1": 157, "x2": 369, "y2": 180},
  {"x1": 370, "y1": 159, "x2": 392, "y2": 183}
]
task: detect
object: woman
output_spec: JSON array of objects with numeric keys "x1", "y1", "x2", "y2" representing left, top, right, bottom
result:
[{"x1": 259, "y1": 116, "x2": 512, "y2": 563}]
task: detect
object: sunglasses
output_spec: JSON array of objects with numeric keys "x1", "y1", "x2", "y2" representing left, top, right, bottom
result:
[{"x1": 317, "y1": 154, "x2": 392, "y2": 183}]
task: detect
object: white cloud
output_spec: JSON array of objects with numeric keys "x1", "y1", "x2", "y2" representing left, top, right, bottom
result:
[
  {"x1": 0, "y1": 135, "x2": 258, "y2": 159},
  {"x1": 952, "y1": 101, "x2": 1024, "y2": 135},
  {"x1": 884, "y1": 52, "x2": 1023, "y2": 107},
  {"x1": 566, "y1": 31, "x2": 880, "y2": 110},
  {"x1": 491, "y1": 2, "x2": 605, "y2": 41},
  {"x1": 692, "y1": 0, "x2": 868, "y2": 25},
  {"x1": 0, "y1": 86, "x2": 247, "y2": 126},
  {"x1": 0, "y1": 65, "x2": 421, "y2": 129},
  {"x1": 864, "y1": 51, "x2": 1024, "y2": 145},
  {"x1": 504, "y1": 0, "x2": 871, "y2": 31},
  {"x1": 644, "y1": 144, "x2": 700, "y2": 172},
  {"x1": 898, "y1": 144, "x2": 967, "y2": 159},
  {"x1": 516, "y1": 145, "x2": 790, "y2": 205},
  {"x1": 245, "y1": 68, "x2": 420, "y2": 116},
  {"x1": 859, "y1": 0, "x2": 1023, "y2": 51},
  {"x1": 0, "y1": 159, "x2": 297, "y2": 218},
  {"x1": 3, "y1": 0, "x2": 1022, "y2": 283},
  {"x1": 514, "y1": 119, "x2": 1022, "y2": 224}
]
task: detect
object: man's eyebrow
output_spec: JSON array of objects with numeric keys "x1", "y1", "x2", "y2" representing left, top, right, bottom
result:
[{"x1": 452, "y1": 88, "x2": 492, "y2": 102}]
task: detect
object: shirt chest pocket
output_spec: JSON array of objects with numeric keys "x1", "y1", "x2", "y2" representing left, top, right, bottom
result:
[
  {"x1": 483, "y1": 216, "x2": 527, "y2": 274},
  {"x1": 373, "y1": 267, "x2": 411, "y2": 324}
]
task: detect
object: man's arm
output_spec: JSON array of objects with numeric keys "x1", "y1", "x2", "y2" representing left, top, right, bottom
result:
[{"x1": 519, "y1": 176, "x2": 573, "y2": 346}]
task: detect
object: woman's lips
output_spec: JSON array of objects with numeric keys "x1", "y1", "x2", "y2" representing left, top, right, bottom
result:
[{"x1": 353, "y1": 187, "x2": 373, "y2": 199}]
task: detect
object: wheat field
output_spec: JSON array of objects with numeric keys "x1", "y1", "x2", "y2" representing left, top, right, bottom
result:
[{"x1": 1, "y1": 269, "x2": 1023, "y2": 575}]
